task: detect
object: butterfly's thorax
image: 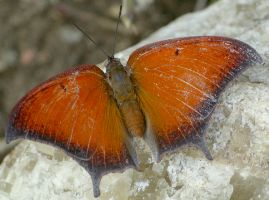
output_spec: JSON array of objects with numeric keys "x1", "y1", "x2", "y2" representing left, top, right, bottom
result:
[{"x1": 106, "y1": 58, "x2": 145, "y2": 137}]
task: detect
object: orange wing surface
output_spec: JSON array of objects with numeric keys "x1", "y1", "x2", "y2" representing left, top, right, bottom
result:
[
  {"x1": 128, "y1": 36, "x2": 263, "y2": 160},
  {"x1": 6, "y1": 65, "x2": 137, "y2": 197}
]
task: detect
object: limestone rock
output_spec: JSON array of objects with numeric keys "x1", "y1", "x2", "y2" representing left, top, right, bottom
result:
[{"x1": 0, "y1": 0, "x2": 269, "y2": 199}]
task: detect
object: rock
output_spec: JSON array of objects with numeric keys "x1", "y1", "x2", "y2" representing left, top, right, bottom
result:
[{"x1": 0, "y1": 0, "x2": 268, "y2": 199}]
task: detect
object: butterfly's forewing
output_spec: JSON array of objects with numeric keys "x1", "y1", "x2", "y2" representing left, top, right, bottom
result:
[
  {"x1": 128, "y1": 36, "x2": 263, "y2": 160},
  {"x1": 6, "y1": 65, "x2": 137, "y2": 197}
]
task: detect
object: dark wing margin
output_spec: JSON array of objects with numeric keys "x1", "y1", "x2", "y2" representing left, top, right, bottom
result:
[
  {"x1": 128, "y1": 36, "x2": 263, "y2": 160},
  {"x1": 5, "y1": 64, "x2": 139, "y2": 197}
]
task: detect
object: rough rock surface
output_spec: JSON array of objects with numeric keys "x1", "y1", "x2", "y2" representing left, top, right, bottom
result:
[{"x1": 0, "y1": 0, "x2": 268, "y2": 199}]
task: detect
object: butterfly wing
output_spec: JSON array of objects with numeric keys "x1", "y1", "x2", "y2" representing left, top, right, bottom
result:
[
  {"x1": 128, "y1": 36, "x2": 263, "y2": 160},
  {"x1": 6, "y1": 65, "x2": 138, "y2": 197}
]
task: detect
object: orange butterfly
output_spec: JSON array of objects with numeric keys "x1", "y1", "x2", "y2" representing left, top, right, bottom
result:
[{"x1": 5, "y1": 35, "x2": 262, "y2": 197}]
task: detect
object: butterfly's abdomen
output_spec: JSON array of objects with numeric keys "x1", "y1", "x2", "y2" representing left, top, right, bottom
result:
[
  {"x1": 120, "y1": 99, "x2": 145, "y2": 137},
  {"x1": 107, "y1": 58, "x2": 145, "y2": 137}
]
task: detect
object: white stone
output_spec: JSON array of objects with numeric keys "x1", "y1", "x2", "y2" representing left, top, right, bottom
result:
[{"x1": 1, "y1": 0, "x2": 269, "y2": 199}]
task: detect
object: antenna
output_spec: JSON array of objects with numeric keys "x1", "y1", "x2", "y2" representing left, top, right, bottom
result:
[
  {"x1": 72, "y1": 22, "x2": 111, "y2": 59},
  {"x1": 111, "y1": 4, "x2": 123, "y2": 58}
]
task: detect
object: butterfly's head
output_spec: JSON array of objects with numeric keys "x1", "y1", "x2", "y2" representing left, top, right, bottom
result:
[
  {"x1": 106, "y1": 57, "x2": 134, "y2": 102},
  {"x1": 106, "y1": 58, "x2": 126, "y2": 85}
]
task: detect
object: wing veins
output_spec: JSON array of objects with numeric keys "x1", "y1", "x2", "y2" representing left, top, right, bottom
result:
[
  {"x1": 150, "y1": 69, "x2": 213, "y2": 99},
  {"x1": 134, "y1": 71, "x2": 213, "y2": 103},
  {"x1": 155, "y1": 65, "x2": 221, "y2": 89},
  {"x1": 153, "y1": 84, "x2": 204, "y2": 117},
  {"x1": 181, "y1": 57, "x2": 234, "y2": 77}
]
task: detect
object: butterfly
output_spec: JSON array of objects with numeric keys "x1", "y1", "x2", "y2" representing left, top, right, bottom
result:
[{"x1": 5, "y1": 35, "x2": 262, "y2": 197}]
